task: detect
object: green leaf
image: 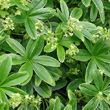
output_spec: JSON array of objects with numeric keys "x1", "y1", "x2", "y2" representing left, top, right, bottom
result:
[
  {"x1": 85, "y1": 59, "x2": 96, "y2": 83},
  {"x1": 45, "y1": 67, "x2": 61, "y2": 81},
  {"x1": 73, "y1": 29, "x2": 84, "y2": 41},
  {"x1": 19, "y1": 62, "x2": 33, "y2": 85},
  {"x1": 93, "y1": 70, "x2": 103, "y2": 91},
  {"x1": 90, "y1": 3, "x2": 98, "y2": 22},
  {"x1": 32, "y1": 62, "x2": 55, "y2": 86},
  {"x1": 33, "y1": 55, "x2": 60, "y2": 67},
  {"x1": 72, "y1": 49, "x2": 92, "y2": 61},
  {"x1": 0, "y1": 56, "x2": 12, "y2": 85},
  {"x1": 92, "y1": 38, "x2": 106, "y2": 55},
  {"x1": 103, "y1": 76, "x2": 110, "y2": 90},
  {"x1": 57, "y1": 45, "x2": 65, "y2": 63},
  {"x1": 1, "y1": 72, "x2": 29, "y2": 87},
  {"x1": 26, "y1": 35, "x2": 44, "y2": 59},
  {"x1": 54, "y1": 97, "x2": 61, "y2": 110},
  {"x1": 34, "y1": 82, "x2": 51, "y2": 98},
  {"x1": 0, "y1": 87, "x2": 27, "y2": 96},
  {"x1": 15, "y1": 0, "x2": 29, "y2": 11},
  {"x1": 64, "y1": 105, "x2": 72, "y2": 110},
  {"x1": 83, "y1": 97, "x2": 99, "y2": 110},
  {"x1": 44, "y1": 43, "x2": 57, "y2": 52},
  {"x1": 0, "y1": 90, "x2": 9, "y2": 110},
  {"x1": 9, "y1": 15, "x2": 26, "y2": 23},
  {"x1": 0, "y1": 33, "x2": 9, "y2": 44},
  {"x1": 84, "y1": 38, "x2": 93, "y2": 54},
  {"x1": 60, "y1": 0, "x2": 69, "y2": 20},
  {"x1": 25, "y1": 17, "x2": 37, "y2": 39},
  {"x1": 100, "y1": 100, "x2": 109, "y2": 110},
  {"x1": 9, "y1": 54, "x2": 26, "y2": 65},
  {"x1": 96, "y1": 59, "x2": 110, "y2": 77},
  {"x1": 35, "y1": 75, "x2": 42, "y2": 86},
  {"x1": 79, "y1": 83, "x2": 98, "y2": 96},
  {"x1": 99, "y1": 10, "x2": 105, "y2": 24},
  {"x1": 6, "y1": 38, "x2": 26, "y2": 57},
  {"x1": 31, "y1": 0, "x2": 47, "y2": 11},
  {"x1": 67, "y1": 79, "x2": 81, "y2": 91},
  {"x1": 81, "y1": 29, "x2": 93, "y2": 41},
  {"x1": 0, "y1": 102, "x2": 5, "y2": 110},
  {"x1": 103, "y1": 86, "x2": 110, "y2": 95},
  {"x1": 97, "y1": 54, "x2": 110, "y2": 64},
  {"x1": 103, "y1": 1, "x2": 110, "y2": 10},
  {"x1": 70, "y1": 8, "x2": 82, "y2": 19},
  {"x1": 52, "y1": 79, "x2": 67, "y2": 91},
  {"x1": 29, "y1": 8, "x2": 53, "y2": 19},
  {"x1": 82, "y1": 0, "x2": 91, "y2": 7},
  {"x1": 92, "y1": 0, "x2": 104, "y2": 12}
]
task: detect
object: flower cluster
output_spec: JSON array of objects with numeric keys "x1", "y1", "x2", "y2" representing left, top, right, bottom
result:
[
  {"x1": 35, "y1": 20, "x2": 44, "y2": 33},
  {"x1": 15, "y1": 7, "x2": 22, "y2": 16},
  {"x1": 20, "y1": 0, "x2": 31, "y2": 6},
  {"x1": 9, "y1": 93, "x2": 42, "y2": 109},
  {"x1": 106, "y1": 94, "x2": 110, "y2": 104},
  {"x1": 92, "y1": 26, "x2": 110, "y2": 44},
  {"x1": 9, "y1": 93, "x2": 22, "y2": 109},
  {"x1": 97, "y1": 92, "x2": 103, "y2": 101},
  {"x1": 0, "y1": 0, "x2": 10, "y2": 9},
  {"x1": 45, "y1": 30, "x2": 58, "y2": 49},
  {"x1": 63, "y1": 16, "x2": 83, "y2": 37},
  {"x1": 2, "y1": 17, "x2": 14, "y2": 30},
  {"x1": 68, "y1": 68, "x2": 79, "y2": 75},
  {"x1": 66, "y1": 44, "x2": 79, "y2": 56}
]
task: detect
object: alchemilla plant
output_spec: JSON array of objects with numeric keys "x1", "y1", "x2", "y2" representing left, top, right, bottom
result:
[{"x1": 0, "y1": 0, "x2": 110, "y2": 110}]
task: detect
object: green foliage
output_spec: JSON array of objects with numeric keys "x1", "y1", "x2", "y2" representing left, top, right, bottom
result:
[{"x1": 0, "y1": 0, "x2": 110, "y2": 110}]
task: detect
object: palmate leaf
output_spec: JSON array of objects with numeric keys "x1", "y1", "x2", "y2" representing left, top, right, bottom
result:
[
  {"x1": 6, "y1": 38, "x2": 26, "y2": 57},
  {"x1": 32, "y1": 55, "x2": 60, "y2": 67},
  {"x1": 34, "y1": 82, "x2": 51, "y2": 98},
  {"x1": 32, "y1": 62, "x2": 55, "y2": 86},
  {"x1": 82, "y1": 0, "x2": 91, "y2": 7},
  {"x1": 0, "y1": 56, "x2": 12, "y2": 85},
  {"x1": 79, "y1": 83, "x2": 98, "y2": 96},
  {"x1": 83, "y1": 97, "x2": 99, "y2": 110},
  {"x1": 1, "y1": 71, "x2": 29, "y2": 87}
]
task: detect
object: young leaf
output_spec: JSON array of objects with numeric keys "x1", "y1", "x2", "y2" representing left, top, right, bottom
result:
[
  {"x1": 33, "y1": 55, "x2": 60, "y2": 67},
  {"x1": 34, "y1": 82, "x2": 51, "y2": 98},
  {"x1": 60, "y1": 0, "x2": 69, "y2": 20},
  {"x1": 6, "y1": 38, "x2": 26, "y2": 57},
  {"x1": 82, "y1": 0, "x2": 91, "y2": 7},
  {"x1": 0, "y1": 56, "x2": 12, "y2": 85},
  {"x1": 1, "y1": 72, "x2": 29, "y2": 87},
  {"x1": 83, "y1": 97, "x2": 99, "y2": 110},
  {"x1": 32, "y1": 62, "x2": 55, "y2": 86},
  {"x1": 57, "y1": 45, "x2": 65, "y2": 62},
  {"x1": 70, "y1": 8, "x2": 82, "y2": 19},
  {"x1": 79, "y1": 83, "x2": 98, "y2": 96}
]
